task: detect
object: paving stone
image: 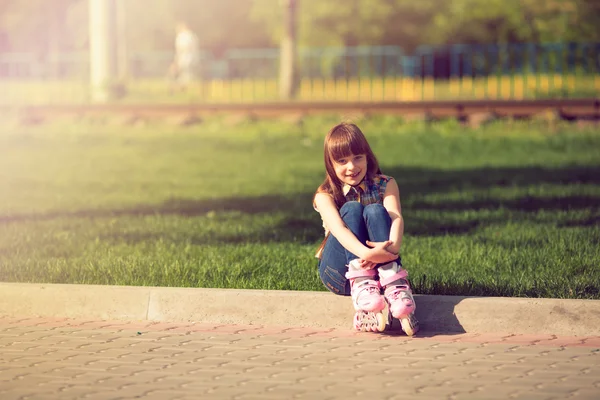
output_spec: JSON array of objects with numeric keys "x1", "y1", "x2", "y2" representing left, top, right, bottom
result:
[{"x1": 1, "y1": 317, "x2": 600, "y2": 400}]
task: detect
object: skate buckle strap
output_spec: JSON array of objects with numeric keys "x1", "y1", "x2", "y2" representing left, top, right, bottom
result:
[
  {"x1": 379, "y1": 268, "x2": 409, "y2": 287},
  {"x1": 356, "y1": 279, "x2": 381, "y2": 293},
  {"x1": 345, "y1": 267, "x2": 377, "y2": 280}
]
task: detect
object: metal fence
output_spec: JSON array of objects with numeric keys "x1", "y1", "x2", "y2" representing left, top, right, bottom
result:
[{"x1": 1, "y1": 42, "x2": 598, "y2": 104}]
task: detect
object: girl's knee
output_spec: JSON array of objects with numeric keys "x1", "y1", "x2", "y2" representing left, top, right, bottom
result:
[
  {"x1": 363, "y1": 203, "x2": 387, "y2": 219},
  {"x1": 340, "y1": 201, "x2": 363, "y2": 217}
]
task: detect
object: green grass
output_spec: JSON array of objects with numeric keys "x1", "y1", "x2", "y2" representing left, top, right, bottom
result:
[{"x1": 1, "y1": 114, "x2": 599, "y2": 299}]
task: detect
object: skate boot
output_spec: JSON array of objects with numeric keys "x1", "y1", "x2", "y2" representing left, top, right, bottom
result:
[
  {"x1": 345, "y1": 261, "x2": 386, "y2": 332},
  {"x1": 379, "y1": 262, "x2": 419, "y2": 336}
]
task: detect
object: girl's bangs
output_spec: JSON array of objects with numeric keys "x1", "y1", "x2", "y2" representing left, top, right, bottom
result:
[{"x1": 328, "y1": 130, "x2": 368, "y2": 161}]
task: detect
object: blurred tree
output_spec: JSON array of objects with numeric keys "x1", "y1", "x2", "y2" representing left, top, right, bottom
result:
[
  {"x1": 578, "y1": 0, "x2": 600, "y2": 41},
  {"x1": 380, "y1": 0, "x2": 450, "y2": 51},
  {"x1": 279, "y1": 0, "x2": 298, "y2": 99},
  {"x1": 439, "y1": 0, "x2": 580, "y2": 45},
  {"x1": 425, "y1": 0, "x2": 532, "y2": 44},
  {"x1": 534, "y1": 0, "x2": 600, "y2": 42},
  {"x1": 402, "y1": 0, "x2": 599, "y2": 45},
  {"x1": 0, "y1": 0, "x2": 76, "y2": 54},
  {"x1": 251, "y1": 0, "x2": 596, "y2": 49},
  {"x1": 0, "y1": 0, "x2": 596, "y2": 58},
  {"x1": 251, "y1": 0, "x2": 394, "y2": 46}
]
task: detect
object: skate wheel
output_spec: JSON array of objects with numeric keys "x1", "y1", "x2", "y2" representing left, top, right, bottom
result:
[
  {"x1": 353, "y1": 312, "x2": 362, "y2": 331},
  {"x1": 375, "y1": 312, "x2": 386, "y2": 332},
  {"x1": 400, "y1": 314, "x2": 419, "y2": 336}
]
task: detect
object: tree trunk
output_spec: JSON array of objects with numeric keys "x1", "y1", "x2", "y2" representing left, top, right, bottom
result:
[{"x1": 278, "y1": 0, "x2": 298, "y2": 100}]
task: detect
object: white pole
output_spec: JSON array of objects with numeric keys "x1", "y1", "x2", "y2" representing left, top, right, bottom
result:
[{"x1": 89, "y1": 0, "x2": 116, "y2": 103}]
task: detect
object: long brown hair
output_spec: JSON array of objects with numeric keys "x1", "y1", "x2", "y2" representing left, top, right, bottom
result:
[{"x1": 314, "y1": 123, "x2": 381, "y2": 208}]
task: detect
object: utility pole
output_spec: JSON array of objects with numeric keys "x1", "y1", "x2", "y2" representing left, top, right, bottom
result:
[
  {"x1": 89, "y1": 0, "x2": 117, "y2": 103},
  {"x1": 279, "y1": 0, "x2": 298, "y2": 100}
]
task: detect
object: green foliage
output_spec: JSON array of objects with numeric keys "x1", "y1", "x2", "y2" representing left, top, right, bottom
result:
[
  {"x1": 250, "y1": 0, "x2": 597, "y2": 48},
  {"x1": 252, "y1": 0, "x2": 393, "y2": 46},
  {"x1": 397, "y1": 0, "x2": 596, "y2": 45},
  {"x1": 1, "y1": 0, "x2": 596, "y2": 56}
]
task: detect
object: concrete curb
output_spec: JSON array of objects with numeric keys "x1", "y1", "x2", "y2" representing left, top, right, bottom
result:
[{"x1": 1, "y1": 282, "x2": 599, "y2": 336}]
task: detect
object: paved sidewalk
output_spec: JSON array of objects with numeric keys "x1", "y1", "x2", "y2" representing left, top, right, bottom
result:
[{"x1": 1, "y1": 316, "x2": 599, "y2": 400}]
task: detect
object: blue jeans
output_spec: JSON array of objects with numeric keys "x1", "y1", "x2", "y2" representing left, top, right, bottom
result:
[{"x1": 318, "y1": 201, "x2": 400, "y2": 296}]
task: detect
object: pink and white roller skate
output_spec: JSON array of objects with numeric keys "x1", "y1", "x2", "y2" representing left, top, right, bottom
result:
[
  {"x1": 380, "y1": 263, "x2": 419, "y2": 336},
  {"x1": 346, "y1": 260, "x2": 386, "y2": 332},
  {"x1": 345, "y1": 262, "x2": 386, "y2": 332}
]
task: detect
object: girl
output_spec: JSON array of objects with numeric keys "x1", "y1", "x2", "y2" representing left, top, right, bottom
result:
[{"x1": 313, "y1": 122, "x2": 418, "y2": 335}]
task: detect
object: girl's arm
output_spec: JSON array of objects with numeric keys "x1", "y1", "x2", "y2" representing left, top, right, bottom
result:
[
  {"x1": 314, "y1": 192, "x2": 396, "y2": 264},
  {"x1": 382, "y1": 178, "x2": 404, "y2": 255}
]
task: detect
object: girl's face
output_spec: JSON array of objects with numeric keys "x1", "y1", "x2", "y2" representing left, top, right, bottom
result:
[{"x1": 332, "y1": 153, "x2": 367, "y2": 187}]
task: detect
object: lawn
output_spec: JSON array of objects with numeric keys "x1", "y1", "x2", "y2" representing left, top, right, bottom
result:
[{"x1": 0, "y1": 114, "x2": 599, "y2": 299}]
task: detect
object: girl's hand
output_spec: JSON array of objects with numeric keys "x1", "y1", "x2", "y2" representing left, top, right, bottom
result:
[
  {"x1": 363, "y1": 240, "x2": 397, "y2": 264},
  {"x1": 357, "y1": 259, "x2": 378, "y2": 270},
  {"x1": 366, "y1": 240, "x2": 399, "y2": 257}
]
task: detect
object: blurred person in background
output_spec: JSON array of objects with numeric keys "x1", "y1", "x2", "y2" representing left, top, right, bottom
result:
[{"x1": 168, "y1": 21, "x2": 199, "y2": 93}]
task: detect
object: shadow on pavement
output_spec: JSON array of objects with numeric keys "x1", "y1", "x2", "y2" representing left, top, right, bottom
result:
[{"x1": 376, "y1": 296, "x2": 468, "y2": 338}]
